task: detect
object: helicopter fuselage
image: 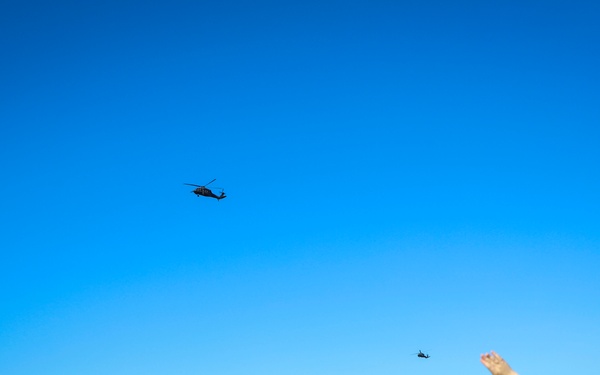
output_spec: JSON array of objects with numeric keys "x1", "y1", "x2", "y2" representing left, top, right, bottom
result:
[
  {"x1": 192, "y1": 187, "x2": 225, "y2": 200},
  {"x1": 417, "y1": 351, "x2": 430, "y2": 359},
  {"x1": 185, "y1": 180, "x2": 226, "y2": 200}
]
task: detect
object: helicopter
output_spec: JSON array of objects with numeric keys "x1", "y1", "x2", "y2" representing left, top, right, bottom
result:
[
  {"x1": 414, "y1": 350, "x2": 430, "y2": 359},
  {"x1": 184, "y1": 179, "x2": 226, "y2": 200}
]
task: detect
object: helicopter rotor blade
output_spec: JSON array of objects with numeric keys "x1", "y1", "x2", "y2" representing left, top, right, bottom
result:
[
  {"x1": 184, "y1": 183, "x2": 203, "y2": 187},
  {"x1": 204, "y1": 179, "x2": 217, "y2": 186}
]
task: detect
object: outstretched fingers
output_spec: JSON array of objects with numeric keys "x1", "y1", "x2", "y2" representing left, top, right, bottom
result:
[
  {"x1": 491, "y1": 351, "x2": 503, "y2": 361},
  {"x1": 480, "y1": 352, "x2": 493, "y2": 364},
  {"x1": 479, "y1": 351, "x2": 517, "y2": 375}
]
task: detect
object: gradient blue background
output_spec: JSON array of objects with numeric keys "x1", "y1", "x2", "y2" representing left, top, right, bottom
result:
[{"x1": 1, "y1": 1, "x2": 599, "y2": 374}]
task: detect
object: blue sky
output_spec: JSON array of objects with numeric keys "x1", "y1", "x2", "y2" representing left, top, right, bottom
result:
[{"x1": 1, "y1": 1, "x2": 599, "y2": 374}]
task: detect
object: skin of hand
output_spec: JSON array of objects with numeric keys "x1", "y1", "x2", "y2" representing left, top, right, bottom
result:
[{"x1": 480, "y1": 351, "x2": 518, "y2": 375}]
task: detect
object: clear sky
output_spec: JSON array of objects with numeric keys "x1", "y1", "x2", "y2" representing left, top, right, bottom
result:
[{"x1": 1, "y1": 1, "x2": 599, "y2": 374}]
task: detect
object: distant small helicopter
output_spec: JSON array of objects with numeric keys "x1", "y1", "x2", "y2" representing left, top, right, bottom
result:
[
  {"x1": 184, "y1": 179, "x2": 226, "y2": 200},
  {"x1": 414, "y1": 350, "x2": 430, "y2": 359}
]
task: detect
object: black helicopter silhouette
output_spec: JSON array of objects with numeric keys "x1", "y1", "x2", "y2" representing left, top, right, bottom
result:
[
  {"x1": 414, "y1": 350, "x2": 430, "y2": 359},
  {"x1": 184, "y1": 179, "x2": 226, "y2": 200}
]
